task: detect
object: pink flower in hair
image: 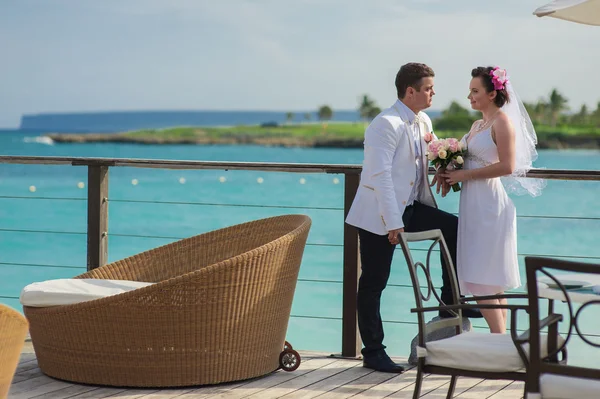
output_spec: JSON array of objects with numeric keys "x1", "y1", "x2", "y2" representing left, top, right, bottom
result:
[{"x1": 490, "y1": 66, "x2": 509, "y2": 90}]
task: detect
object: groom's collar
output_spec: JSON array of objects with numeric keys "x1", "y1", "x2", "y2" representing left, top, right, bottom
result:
[{"x1": 393, "y1": 99, "x2": 420, "y2": 124}]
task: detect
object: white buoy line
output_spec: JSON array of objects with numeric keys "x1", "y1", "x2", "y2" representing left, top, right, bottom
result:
[{"x1": 24, "y1": 175, "x2": 344, "y2": 192}]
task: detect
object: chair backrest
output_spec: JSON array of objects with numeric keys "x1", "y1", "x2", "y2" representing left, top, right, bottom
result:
[
  {"x1": 0, "y1": 304, "x2": 29, "y2": 399},
  {"x1": 78, "y1": 214, "x2": 312, "y2": 283},
  {"x1": 525, "y1": 256, "x2": 600, "y2": 393},
  {"x1": 398, "y1": 230, "x2": 463, "y2": 348}
]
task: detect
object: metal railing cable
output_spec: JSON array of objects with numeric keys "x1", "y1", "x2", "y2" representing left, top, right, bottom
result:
[{"x1": 288, "y1": 315, "x2": 600, "y2": 338}]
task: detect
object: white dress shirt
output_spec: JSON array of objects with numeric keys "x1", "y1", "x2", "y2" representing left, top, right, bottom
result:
[{"x1": 396, "y1": 100, "x2": 423, "y2": 207}]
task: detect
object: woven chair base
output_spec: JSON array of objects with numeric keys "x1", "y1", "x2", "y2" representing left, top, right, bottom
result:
[{"x1": 24, "y1": 215, "x2": 311, "y2": 387}]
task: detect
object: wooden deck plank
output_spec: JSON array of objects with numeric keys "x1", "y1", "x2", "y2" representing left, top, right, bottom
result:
[
  {"x1": 314, "y1": 368, "x2": 398, "y2": 399},
  {"x1": 455, "y1": 379, "x2": 514, "y2": 399},
  {"x1": 350, "y1": 368, "x2": 418, "y2": 399},
  {"x1": 243, "y1": 358, "x2": 361, "y2": 399},
  {"x1": 60, "y1": 387, "x2": 130, "y2": 398},
  {"x1": 279, "y1": 360, "x2": 370, "y2": 398},
  {"x1": 487, "y1": 381, "x2": 525, "y2": 399},
  {"x1": 170, "y1": 380, "x2": 258, "y2": 399},
  {"x1": 8, "y1": 380, "x2": 73, "y2": 399},
  {"x1": 208, "y1": 357, "x2": 337, "y2": 399},
  {"x1": 420, "y1": 377, "x2": 483, "y2": 398},
  {"x1": 388, "y1": 374, "x2": 451, "y2": 398},
  {"x1": 8, "y1": 349, "x2": 522, "y2": 399},
  {"x1": 17, "y1": 353, "x2": 37, "y2": 364},
  {"x1": 14, "y1": 360, "x2": 39, "y2": 374},
  {"x1": 103, "y1": 389, "x2": 162, "y2": 398},
  {"x1": 11, "y1": 367, "x2": 45, "y2": 384},
  {"x1": 8, "y1": 375, "x2": 61, "y2": 396},
  {"x1": 170, "y1": 357, "x2": 338, "y2": 399},
  {"x1": 28, "y1": 385, "x2": 102, "y2": 399},
  {"x1": 134, "y1": 388, "x2": 197, "y2": 399}
]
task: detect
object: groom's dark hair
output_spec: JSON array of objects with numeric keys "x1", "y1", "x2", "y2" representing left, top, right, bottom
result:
[{"x1": 396, "y1": 63, "x2": 435, "y2": 99}]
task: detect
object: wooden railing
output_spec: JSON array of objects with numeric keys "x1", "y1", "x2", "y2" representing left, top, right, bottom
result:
[{"x1": 1, "y1": 155, "x2": 600, "y2": 358}]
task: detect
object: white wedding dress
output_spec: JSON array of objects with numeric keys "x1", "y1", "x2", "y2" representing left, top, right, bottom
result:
[{"x1": 457, "y1": 122, "x2": 521, "y2": 296}]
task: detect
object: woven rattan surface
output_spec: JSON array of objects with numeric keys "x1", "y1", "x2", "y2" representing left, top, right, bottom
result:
[
  {"x1": 0, "y1": 304, "x2": 29, "y2": 399},
  {"x1": 23, "y1": 214, "x2": 311, "y2": 388}
]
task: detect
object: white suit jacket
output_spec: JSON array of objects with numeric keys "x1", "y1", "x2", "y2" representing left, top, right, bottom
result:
[{"x1": 345, "y1": 100, "x2": 437, "y2": 235}]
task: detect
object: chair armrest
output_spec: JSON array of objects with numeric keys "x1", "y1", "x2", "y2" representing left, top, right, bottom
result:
[
  {"x1": 411, "y1": 303, "x2": 528, "y2": 314},
  {"x1": 460, "y1": 293, "x2": 529, "y2": 302},
  {"x1": 516, "y1": 313, "x2": 563, "y2": 342}
]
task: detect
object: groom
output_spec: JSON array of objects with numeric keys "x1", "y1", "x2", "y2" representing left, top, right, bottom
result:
[{"x1": 345, "y1": 62, "x2": 482, "y2": 373}]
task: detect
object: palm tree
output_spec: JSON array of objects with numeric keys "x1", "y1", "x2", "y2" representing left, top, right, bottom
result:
[
  {"x1": 533, "y1": 101, "x2": 549, "y2": 125},
  {"x1": 359, "y1": 95, "x2": 376, "y2": 120},
  {"x1": 592, "y1": 101, "x2": 600, "y2": 127},
  {"x1": 571, "y1": 104, "x2": 589, "y2": 125},
  {"x1": 317, "y1": 105, "x2": 333, "y2": 121},
  {"x1": 285, "y1": 112, "x2": 294, "y2": 124},
  {"x1": 366, "y1": 106, "x2": 382, "y2": 120},
  {"x1": 548, "y1": 89, "x2": 569, "y2": 127}
]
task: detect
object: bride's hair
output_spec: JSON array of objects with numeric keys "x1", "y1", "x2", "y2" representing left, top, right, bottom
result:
[{"x1": 471, "y1": 66, "x2": 510, "y2": 108}]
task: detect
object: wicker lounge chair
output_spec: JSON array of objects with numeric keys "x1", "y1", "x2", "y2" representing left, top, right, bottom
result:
[
  {"x1": 0, "y1": 304, "x2": 29, "y2": 399},
  {"x1": 23, "y1": 214, "x2": 311, "y2": 387}
]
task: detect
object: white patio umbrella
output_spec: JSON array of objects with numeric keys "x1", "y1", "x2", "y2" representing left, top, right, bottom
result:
[{"x1": 534, "y1": 0, "x2": 600, "y2": 25}]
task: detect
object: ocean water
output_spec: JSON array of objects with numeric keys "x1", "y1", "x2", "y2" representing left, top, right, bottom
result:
[{"x1": 1, "y1": 129, "x2": 599, "y2": 367}]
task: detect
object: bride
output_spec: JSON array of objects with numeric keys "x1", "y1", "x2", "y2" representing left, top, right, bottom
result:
[{"x1": 442, "y1": 66, "x2": 544, "y2": 333}]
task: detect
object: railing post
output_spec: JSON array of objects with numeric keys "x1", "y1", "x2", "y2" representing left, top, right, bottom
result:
[
  {"x1": 342, "y1": 172, "x2": 361, "y2": 358},
  {"x1": 87, "y1": 165, "x2": 109, "y2": 270}
]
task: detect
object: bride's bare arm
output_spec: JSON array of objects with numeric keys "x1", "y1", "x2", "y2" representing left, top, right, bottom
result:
[{"x1": 443, "y1": 113, "x2": 515, "y2": 184}]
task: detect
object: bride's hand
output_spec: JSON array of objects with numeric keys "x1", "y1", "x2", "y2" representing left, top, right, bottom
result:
[{"x1": 442, "y1": 170, "x2": 469, "y2": 185}]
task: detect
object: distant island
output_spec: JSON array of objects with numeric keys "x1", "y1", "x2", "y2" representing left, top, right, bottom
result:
[
  {"x1": 36, "y1": 90, "x2": 600, "y2": 149},
  {"x1": 45, "y1": 122, "x2": 600, "y2": 149}
]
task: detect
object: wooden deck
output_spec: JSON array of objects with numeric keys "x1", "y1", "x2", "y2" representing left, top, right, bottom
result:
[{"x1": 9, "y1": 342, "x2": 524, "y2": 399}]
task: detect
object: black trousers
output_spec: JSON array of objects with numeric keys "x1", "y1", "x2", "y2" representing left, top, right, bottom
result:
[{"x1": 356, "y1": 201, "x2": 458, "y2": 356}]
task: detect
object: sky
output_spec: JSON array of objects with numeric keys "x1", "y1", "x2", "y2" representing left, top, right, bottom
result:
[{"x1": 1, "y1": 0, "x2": 599, "y2": 128}]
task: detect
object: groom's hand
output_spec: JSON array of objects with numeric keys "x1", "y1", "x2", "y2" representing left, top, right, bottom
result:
[
  {"x1": 388, "y1": 228, "x2": 404, "y2": 245},
  {"x1": 431, "y1": 168, "x2": 450, "y2": 197}
]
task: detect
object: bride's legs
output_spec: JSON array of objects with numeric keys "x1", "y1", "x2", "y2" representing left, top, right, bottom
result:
[
  {"x1": 476, "y1": 298, "x2": 506, "y2": 334},
  {"x1": 499, "y1": 296, "x2": 508, "y2": 325}
]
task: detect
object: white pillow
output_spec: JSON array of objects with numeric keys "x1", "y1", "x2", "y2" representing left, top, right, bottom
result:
[{"x1": 20, "y1": 278, "x2": 153, "y2": 307}]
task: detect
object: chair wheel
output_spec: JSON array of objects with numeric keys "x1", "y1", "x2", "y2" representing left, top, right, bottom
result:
[
  {"x1": 279, "y1": 349, "x2": 301, "y2": 371},
  {"x1": 284, "y1": 340, "x2": 293, "y2": 350}
]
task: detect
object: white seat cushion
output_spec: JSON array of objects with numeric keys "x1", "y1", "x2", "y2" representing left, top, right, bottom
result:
[
  {"x1": 541, "y1": 373, "x2": 600, "y2": 399},
  {"x1": 422, "y1": 332, "x2": 564, "y2": 373},
  {"x1": 20, "y1": 278, "x2": 153, "y2": 307}
]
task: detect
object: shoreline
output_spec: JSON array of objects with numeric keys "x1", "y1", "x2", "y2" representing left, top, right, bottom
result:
[
  {"x1": 44, "y1": 133, "x2": 600, "y2": 150},
  {"x1": 43, "y1": 123, "x2": 600, "y2": 150}
]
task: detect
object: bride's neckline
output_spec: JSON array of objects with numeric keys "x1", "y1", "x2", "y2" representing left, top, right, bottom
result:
[{"x1": 466, "y1": 112, "x2": 501, "y2": 146}]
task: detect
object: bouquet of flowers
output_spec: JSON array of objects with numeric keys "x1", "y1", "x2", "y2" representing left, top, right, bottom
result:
[{"x1": 425, "y1": 134, "x2": 466, "y2": 192}]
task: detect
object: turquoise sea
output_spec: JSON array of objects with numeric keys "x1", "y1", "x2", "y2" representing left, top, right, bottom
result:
[{"x1": 1, "y1": 129, "x2": 599, "y2": 367}]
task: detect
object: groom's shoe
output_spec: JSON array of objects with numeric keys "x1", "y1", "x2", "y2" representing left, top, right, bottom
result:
[{"x1": 363, "y1": 351, "x2": 405, "y2": 373}]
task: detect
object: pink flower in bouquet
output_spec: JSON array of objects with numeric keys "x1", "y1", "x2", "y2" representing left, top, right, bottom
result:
[
  {"x1": 447, "y1": 138, "x2": 460, "y2": 152},
  {"x1": 426, "y1": 137, "x2": 466, "y2": 193},
  {"x1": 423, "y1": 132, "x2": 433, "y2": 143},
  {"x1": 427, "y1": 140, "x2": 442, "y2": 155}
]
